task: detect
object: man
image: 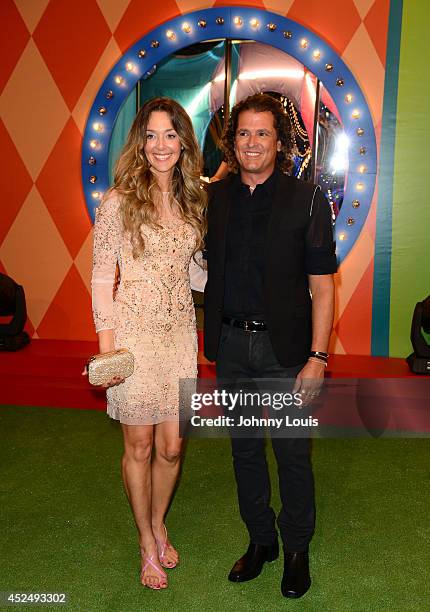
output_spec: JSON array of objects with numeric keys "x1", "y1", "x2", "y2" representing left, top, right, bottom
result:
[{"x1": 204, "y1": 94, "x2": 336, "y2": 598}]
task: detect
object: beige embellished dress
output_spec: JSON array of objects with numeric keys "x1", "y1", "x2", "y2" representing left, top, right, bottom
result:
[{"x1": 91, "y1": 194, "x2": 206, "y2": 425}]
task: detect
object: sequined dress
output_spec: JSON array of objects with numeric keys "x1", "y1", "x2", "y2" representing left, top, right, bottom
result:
[{"x1": 91, "y1": 194, "x2": 204, "y2": 425}]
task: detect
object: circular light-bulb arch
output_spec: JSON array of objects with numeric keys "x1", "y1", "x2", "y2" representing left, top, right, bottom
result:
[{"x1": 82, "y1": 7, "x2": 377, "y2": 263}]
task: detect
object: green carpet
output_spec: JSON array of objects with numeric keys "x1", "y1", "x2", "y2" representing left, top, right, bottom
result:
[{"x1": 0, "y1": 406, "x2": 429, "y2": 611}]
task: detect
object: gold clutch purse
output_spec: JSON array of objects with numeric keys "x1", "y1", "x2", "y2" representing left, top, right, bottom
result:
[{"x1": 87, "y1": 348, "x2": 135, "y2": 386}]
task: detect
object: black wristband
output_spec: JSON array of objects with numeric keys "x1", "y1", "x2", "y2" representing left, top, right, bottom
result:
[{"x1": 309, "y1": 351, "x2": 328, "y2": 362}]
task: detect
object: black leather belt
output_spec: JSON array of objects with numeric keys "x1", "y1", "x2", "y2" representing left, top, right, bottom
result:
[{"x1": 222, "y1": 316, "x2": 267, "y2": 332}]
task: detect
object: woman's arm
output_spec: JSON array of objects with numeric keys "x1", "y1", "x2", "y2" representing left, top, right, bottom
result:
[
  {"x1": 91, "y1": 194, "x2": 122, "y2": 353},
  {"x1": 210, "y1": 160, "x2": 229, "y2": 183},
  {"x1": 97, "y1": 329, "x2": 115, "y2": 354}
]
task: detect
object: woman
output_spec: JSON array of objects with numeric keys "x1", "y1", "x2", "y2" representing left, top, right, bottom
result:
[{"x1": 91, "y1": 98, "x2": 207, "y2": 590}]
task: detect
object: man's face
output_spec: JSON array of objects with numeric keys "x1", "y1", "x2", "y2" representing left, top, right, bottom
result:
[{"x1": 234, "y1": 110, "x2": 281, "y2": 179}]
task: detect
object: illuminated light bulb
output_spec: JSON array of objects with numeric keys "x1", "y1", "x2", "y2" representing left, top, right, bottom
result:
[
  {"x1": 336, "y1": 78, "x2": 344, "y2": 87},
  {"x1": 347, "y1": 217, "x2": 355, "y2": 226},
  {"x1": 345, "y1": 94, "x2": 353, "y2": 103},
  {"x1": 114, "y1": 76, "x2": 124, "y2": 85},
  {"x1": 339, "y1": 233, "x2": 346, "y2": 241},
  {"x1": 92, "y1": 191, "x2": 101, "y2": 199},
  {"x1": 93, "y1": 122, "x2": 103, "y2": 132},
  {"x1": 359, "y1": 146, "x2": 367, "y2": 155},
  {"x1": 125, "y1": 62, "x2": 135, "y2": 71},
  {"x1": 356, "y1": 182, "x2": 364, "y2": 191},
  {"x1": 283, "y1": 30, "x2": 292, "y2": 39},
  {"x1": 138, "y1": 49, "x2": 146, "y2": 58},
  {"x1": 98, "y1": 107, "x2": 106, "y2": 115},
  {"x1": 89, "y1": 176, "x2": 97, "y2": 184},
  {"x1": 89, "y1": 139, "x2": 100, "y2": 150},
  {"x1": 357, "y1": 127, "x2": 364, "y2": 136},
  {"x1": 358, "y1": 164, "x2": 366, "y2": 174},
  {"x1": 198, "y1": 19, "x2": 207, "y2": 28},
  {"x1": 88, "y1": 157, "x2": 96, "y2": 165},
  {"x1": 352, "y1": 200, "x2": 360, "y2": 208},
  {"x1": 250, "y1": 18, "x2": 259, "y2": 28},
  {"x1": 267, "y1": 23, "x2": 277, "y2": 32},
  {"x1": 106, "y1": 90, "x2": 113, "y2": 99},
  {"x1": 300, "y1": 38, "x2": 309, "y2": 49},
  {"x1": 233, "y1": 16, "x2": 242, "y2": 26},
  {"x1": 216, "y1": 17, "x2": 224, "y2": 25},
  {"x1": 325, "y1": 63, "x2": 333, "y2": 71},
  {"x1": 312, "y1": 49, "x2": 321, "y2": 60},
  {"x1": 182, "y1": 22, "x2": 191, "y2": 33},
  {"x1": 151, "y1": 40, "x2": 159, "y2": 48},
  {"x1": 166, "y1": 29, "x2": 176, "y2": 40},
  {"x1": 352, "y1": 109, "x2": 360, "y2": 119}
]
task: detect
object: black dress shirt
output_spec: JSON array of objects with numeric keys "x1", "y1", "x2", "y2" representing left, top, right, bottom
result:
[
  {"x1": 204, "y1": 170, "x2": 337, "y2": 366},
  {"x1": 223, "y1": 170, "x2": 278, "y2": 319}
]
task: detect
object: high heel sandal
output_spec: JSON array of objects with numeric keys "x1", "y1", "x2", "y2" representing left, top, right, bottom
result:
[
  {"x1": 140, "y1": 551, "x2": 167, "y2": 590},
  {"x1": 155, "y1": 525, "x2": 178, "y2": 569}
]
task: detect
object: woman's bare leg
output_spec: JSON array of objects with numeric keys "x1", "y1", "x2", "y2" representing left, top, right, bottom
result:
[
  {"x1": 151, "y1": 421, "x2": 183, "y2": 566},
  {"x1": 121, "y1": 423, "x2": 166, "y2": 588}
]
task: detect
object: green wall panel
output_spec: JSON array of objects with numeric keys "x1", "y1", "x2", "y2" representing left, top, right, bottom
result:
[{"x1": 390, "y1": 0, "x2": 430, "y2": 356}]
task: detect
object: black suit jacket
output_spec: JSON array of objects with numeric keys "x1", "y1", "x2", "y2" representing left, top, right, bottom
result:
[{"x1": 203, "y1": 171, "x2": 337, "y2": 367}]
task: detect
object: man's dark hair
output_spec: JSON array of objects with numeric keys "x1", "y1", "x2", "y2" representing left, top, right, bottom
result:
[{"x1": 221, "y1": 93, "x2": 296, "y2": 175}]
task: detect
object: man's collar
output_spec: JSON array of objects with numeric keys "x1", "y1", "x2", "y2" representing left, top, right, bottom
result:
[{"x1": 235, "y1": 167, "x2": 280, "y2": 196}]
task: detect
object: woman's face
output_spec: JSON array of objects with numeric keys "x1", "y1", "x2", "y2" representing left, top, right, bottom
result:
[{"x1": 144, "y1": 111, "x2": 182, "y2": 179}]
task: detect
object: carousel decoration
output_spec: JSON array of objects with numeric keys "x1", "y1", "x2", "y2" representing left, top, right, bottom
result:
[{"x1": 82, "y1": 7, "x2": 377, "y2": 263}]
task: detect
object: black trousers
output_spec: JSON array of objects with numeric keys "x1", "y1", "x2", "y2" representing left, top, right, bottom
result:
[{"x1": 216, "y1": 323, "x2": 315, "y2": 552}]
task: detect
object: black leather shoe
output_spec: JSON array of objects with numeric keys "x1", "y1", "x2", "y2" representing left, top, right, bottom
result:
[
  {"x1": 281, "y1": 550, "x2": 311, "y2": 598},
  {"x1": 228, "y1": 540, "x2": 279, "y2": 583}
]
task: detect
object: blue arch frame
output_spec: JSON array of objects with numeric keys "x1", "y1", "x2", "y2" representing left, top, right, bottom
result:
[{"x1": 82, "y1": 6, "x2": 377, "y2": 263}]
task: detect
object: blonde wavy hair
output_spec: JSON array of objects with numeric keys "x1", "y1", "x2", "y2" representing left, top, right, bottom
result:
[{"x1": 108, "y1": 97, "x2": 207, "y2": 258}]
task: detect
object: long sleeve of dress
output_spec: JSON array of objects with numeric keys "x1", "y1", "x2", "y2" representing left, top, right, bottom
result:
[{"x1": 91, "y1": 194, "x2": 122, "y2": 332}]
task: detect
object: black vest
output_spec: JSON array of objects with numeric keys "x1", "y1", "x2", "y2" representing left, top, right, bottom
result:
[{"x1": 203, "y1": 172, "x2": 335, "y2": 367}]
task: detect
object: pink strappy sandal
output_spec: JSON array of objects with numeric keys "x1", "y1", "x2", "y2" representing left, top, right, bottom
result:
[
  {"x1": 155, "y1": 525, "x2": 179, "y2": 569},
  {"x1": 140, "y1": 551, "x2": 167, "y2": 590}
]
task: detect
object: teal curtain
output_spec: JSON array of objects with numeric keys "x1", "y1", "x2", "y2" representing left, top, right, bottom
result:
[
  {"x1": 108, "y1": 42, "x2": 241, "y2": 181},
  {"x1": 139, "y1": 43, "x2": 225, "y2": 150},
  {"x1": 108, "y1": 88, "x2": 136, "y2": 185}
]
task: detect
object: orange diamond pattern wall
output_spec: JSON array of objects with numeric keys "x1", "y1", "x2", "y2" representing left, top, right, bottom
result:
[{"x1": 0, "y1": 0, "x2": 389, "y2": 353}]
